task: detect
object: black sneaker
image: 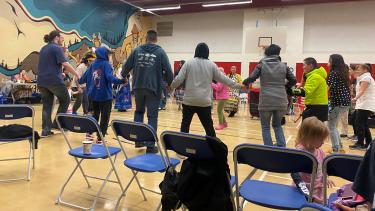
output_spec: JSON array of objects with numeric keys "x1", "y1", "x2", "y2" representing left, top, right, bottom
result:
[
  {"x1": 340, "y1": 134, "x2": 348, "y2": 138},
  {"x1": 348, "y1": 135, "x2": 357, "y2": 141},
  {"x1": 146, "y1": 147, "x2": 159, "y2": 154},
  {"x1": 41, "y1": 131, "x2": 54, "y2": 138},
  {"x1": 349, "y1": 143, "x2": 367, "y2": 150},
  {"x1": 135, "y1": 142, "x2": 145, "y2": 148}
]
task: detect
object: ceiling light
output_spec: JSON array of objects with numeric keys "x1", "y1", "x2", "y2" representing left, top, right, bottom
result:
[
  {"x1": 202, "y1": 1, "x2": 252, "y2": 7},
  {"x1": 141, "y1": 5, "x2": 181, "y2": 12}
]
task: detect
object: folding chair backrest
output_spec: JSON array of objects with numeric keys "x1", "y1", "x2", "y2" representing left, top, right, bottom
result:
[
  {"x1": 0, "y1": 105, "x2": 33, "y2": 120},
  {"x1": 111, "y1": 120, "x2": 157, "y2": 144},
  {"x1": 234, "y1": 144, "x2": 318, "y2": 174},
  {"x1": 56, "y1": 114, "x2": 98, "y2": 133},
  {"x1": 161, "y1": 131, "x2": 215, "y2": 160},
  {"x1": 323, "y1": 154, "x2": 363, "y2": 182}
]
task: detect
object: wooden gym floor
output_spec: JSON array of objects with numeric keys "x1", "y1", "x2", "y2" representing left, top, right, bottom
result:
[{"x1": 0, "y1": 100, "x2": 366, "y2": 211}]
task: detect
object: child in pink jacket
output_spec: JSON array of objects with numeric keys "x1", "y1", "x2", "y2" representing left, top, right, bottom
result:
[{"x1": 212, "y1": 67, "x2": 230, "y2": 130}]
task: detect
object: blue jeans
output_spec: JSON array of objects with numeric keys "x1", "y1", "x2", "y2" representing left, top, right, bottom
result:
[
  {"x1": 134, "y1": 89, "x2": 160, "y2": 133},
  {"x1": 259, "y1": 111, "x2": 286, "y2": 147},
  {"x1": 159, "y1": 86, "x2": 167, "y2": 109},
  {"x1": 328, "y1": 106, "x2": 349, "y2": 151}
]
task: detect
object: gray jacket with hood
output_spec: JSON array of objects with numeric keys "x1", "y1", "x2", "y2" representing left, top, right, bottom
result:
[
  {"x1": 243, "y1": 56, "x2": 296, "y2": 112},
  {"x1": 171, "y1": 58, "x2": 242, "y2": 107}
]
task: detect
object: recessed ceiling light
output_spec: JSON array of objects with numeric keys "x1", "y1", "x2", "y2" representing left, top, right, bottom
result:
[
  {"x1": 141, "y1": 5, "x2": 181, "y2": 12},
  {"x1": 202, "y1": 1, "x2": 253, "y2": 7}
]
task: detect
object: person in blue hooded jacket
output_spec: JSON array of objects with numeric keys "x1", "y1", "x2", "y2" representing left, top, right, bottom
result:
[
  {"x1": 122, "y1": 30, "x2": 173, "y2": 153},
  {"x1": 79, "y1": 46, "x2": 125, "y2": 143}
]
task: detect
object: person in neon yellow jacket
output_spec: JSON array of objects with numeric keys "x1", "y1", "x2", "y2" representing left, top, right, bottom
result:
[{"x1": 292, "y1": 57, "x2": 329, "y2": 122}]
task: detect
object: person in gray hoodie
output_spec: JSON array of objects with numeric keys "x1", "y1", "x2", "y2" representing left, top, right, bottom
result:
[
  {"x1": 122, "y1": 30, "x2": 173, "y2": 153},
  {"x1": 243, "y1": 44, "x2": 296, "y2": 147},
  {"x1": 171, "y1": 43, "x2": 243, "y2": 137}
]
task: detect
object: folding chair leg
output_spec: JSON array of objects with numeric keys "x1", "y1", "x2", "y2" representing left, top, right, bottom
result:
[
  {"x1": 56, "y1": 159, "x2": 89, "y2": 206},
  {"x1": 240, "y1": 198, "x2": 246, "y2": 211},
  {"x1": 91, "y1": 164, "x2": 115, "y2": 211},
  {"x1": 91, "y1": 154, "x2": 123, "y2": 211},
  {"x1": 108, "y1": 154, "x2": 124, "y2": 192},
  {"x1": 115, "y1": 168, "x2": 151, "y2": 211},
  {"x1": 133, "y1": 170, "x2": 147, "y2": 201},
  {"x1": 27, "y1": 142, "x2": 32, "y2": 181},
  {"x1": 32, "y1": 142, "x2": 35, "y2": 169},
  {"x1": 76, "y1": 158, "x2": 91, "y2": 188}
]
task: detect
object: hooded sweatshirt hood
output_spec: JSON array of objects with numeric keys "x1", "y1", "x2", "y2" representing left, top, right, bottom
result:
[
  {"x1": 139, "y1": 43, "x2": 161, "y2": 53},
  {"x1": 78, "y1": 46, "x2": 123, "y2": 102},
  {"x1": 306, "y1": 66, "x2": 327, "y2": 79},
  {"x1": 95, "y1": 46, "x2": 109, "y2": 61}
]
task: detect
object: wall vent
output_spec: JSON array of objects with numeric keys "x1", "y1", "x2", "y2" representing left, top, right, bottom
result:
[{"x1": 157, "y1": 22, "x2": 173, "y2": 37}]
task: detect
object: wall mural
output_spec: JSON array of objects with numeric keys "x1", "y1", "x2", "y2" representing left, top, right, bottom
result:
[{"x1": 0, "y1": 0, "x2": 152, "y2": 77}]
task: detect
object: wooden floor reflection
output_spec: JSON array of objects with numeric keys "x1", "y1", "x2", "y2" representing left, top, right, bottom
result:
[{"x1": 0, "y1": 101, "x2": 366, "y2": 211}]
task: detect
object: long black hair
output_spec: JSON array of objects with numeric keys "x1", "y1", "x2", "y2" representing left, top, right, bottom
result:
[
  {"x1": 194, "y1": 43, "x2": 209, "y2": 59},
  {"x1": 329, "y1": 54, "x2": 349, "y2": 87}
]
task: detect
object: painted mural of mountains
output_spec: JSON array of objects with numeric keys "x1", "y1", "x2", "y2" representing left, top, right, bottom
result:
[
  {"x1": 0, "y1": 51, "x2": 39, "y2": 76},
  {"x1": 17, "y1": 0, "x2": 136, "y2": 48}
]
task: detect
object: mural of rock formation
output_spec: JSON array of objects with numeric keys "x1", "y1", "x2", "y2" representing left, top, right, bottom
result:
[{"x1": 20, "y1": 51, "x2": 39, "y2": 75}]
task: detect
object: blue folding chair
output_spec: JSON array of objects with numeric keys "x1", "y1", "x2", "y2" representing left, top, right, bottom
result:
[
  {"x1": 0, "y1": 105, "x2": 35, "y2": 182},
  {"x1": 322, "y1": 154, "x2": 363, "y2": 206},
  {"x1": 233, "y1": 144, "x2": 318, "y2": 210},
  {"x1": 111, "y1": 120, "x2": 180, "y2": 210},
  {"x1": 299, "y1": 203, "x2": 333, "y2": 211},
  {"x1": 160, "y1": 131, "x2": 235, "y2": 210},
  {"x1": 55, "y1": 114, "x2": 124, "y2": 211}
]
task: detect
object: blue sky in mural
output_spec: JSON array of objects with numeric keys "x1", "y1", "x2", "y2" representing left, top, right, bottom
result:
[{"x1": 19, "y1": 0, "x2": 136, "y2": 47}]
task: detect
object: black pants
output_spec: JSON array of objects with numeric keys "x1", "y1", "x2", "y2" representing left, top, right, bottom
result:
[
  {"x1": 355, "y1": 109, "x2": 373, "y2": 146},
  {"x1": 181, "y1": 104, "x2": 216, "y2": 137},
  {"x1": 38, "y1": 85, "x2": 70, "y2": 132},
  {"x1": 302, "y1": 105, "x2": 328, "y2": 122},
  {"x1": 92, "y1": 100, "x2": 112, "y2": 138},
  {"x1": 351, "y1": 110, "x2": 358, "y2": 136}
]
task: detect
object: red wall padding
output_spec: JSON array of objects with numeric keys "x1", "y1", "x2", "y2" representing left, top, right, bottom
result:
[
  {"x1": 173, "y1": 61, "x2": 241, "y2": 75},
  {"x1": 295, "y1": 63, "x2": 330, "y2": 82},
  {"x1": 249, "y1": 62, "x2": 258, "y2": 76}
]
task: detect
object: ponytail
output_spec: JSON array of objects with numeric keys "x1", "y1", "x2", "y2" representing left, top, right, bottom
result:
[
  {"x1": 43, "y1": 34, "x2": 50, "y2": 43},
  {"x1": 43, "y1": 30, "x2": 60, "y2": 43}
]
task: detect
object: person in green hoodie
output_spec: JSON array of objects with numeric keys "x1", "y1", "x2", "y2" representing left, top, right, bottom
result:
[{"x1": 292, "y1": 57, "x2": 329, "y2": 122}]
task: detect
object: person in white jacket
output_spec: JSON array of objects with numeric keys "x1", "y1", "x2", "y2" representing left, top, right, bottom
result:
[{"x1": 350, "y1": 64, "x2": 375, "y2": 150}]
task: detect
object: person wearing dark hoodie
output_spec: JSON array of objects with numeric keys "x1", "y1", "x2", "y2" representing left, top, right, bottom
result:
[
  {"x1": 243, "y1": 44, "x2": 296, "y2": 147},
  {"x1": 292, "y1": 57, "x2": 329, "y2": 122},
  {"x1": 171, "y1": 43, "x2": 242, "y2": 137},
  {"x1": 122, "y1": 30, "x2": 173, "y2": 153},
  {"x1": 79, "y1": 46, "x2": 125, "y2": 144}
]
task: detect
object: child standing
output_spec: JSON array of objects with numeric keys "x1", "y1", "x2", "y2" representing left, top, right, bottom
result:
[
  {"x1": 65, "y1": 81, "x2": 78, "y2": 114},
  {"x1": 212, "y1": 67, "x2": 229, "y2": 130},
  {"x1": 79, "y1": 46, "x2": 125, "y2": 143},
  {"x1": 295, "y1": 116, "x2": 334, "y2": 204}
]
